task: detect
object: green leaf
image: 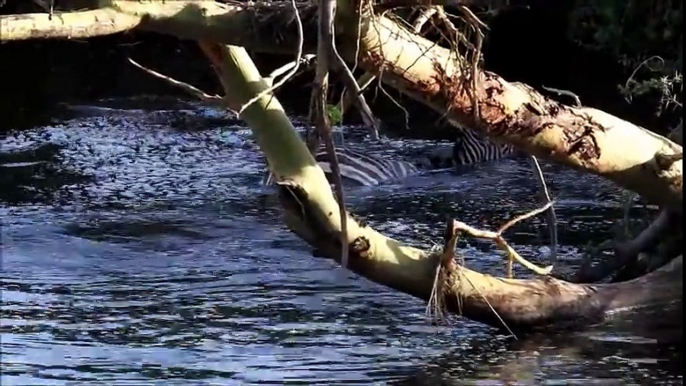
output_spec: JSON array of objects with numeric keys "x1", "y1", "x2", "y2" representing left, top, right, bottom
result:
[{"x1": 326, "y1": 104, "x2": 342, "y2": 126}]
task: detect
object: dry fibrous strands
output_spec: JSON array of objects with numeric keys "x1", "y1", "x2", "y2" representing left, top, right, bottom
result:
[{"x1": 426, "y1": 219, "x2": 517, "y2": 338}]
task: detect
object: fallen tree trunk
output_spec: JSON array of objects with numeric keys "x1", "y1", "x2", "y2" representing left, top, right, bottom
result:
[
  {"x1": 0, "y1": 1, "x2": 318, "y2": 54},
  {"x1": 335, "y1": 5, "x2": 683, "y2": 211},
  {"x1": 1, "y1": 2, "x2": 682, "y2": 332}
]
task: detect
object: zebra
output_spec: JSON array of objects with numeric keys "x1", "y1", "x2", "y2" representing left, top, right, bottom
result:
[
  {"x1": 262, "y1": 146, "x2": 421, "y2": 187},
  {"x1": 453, "y1": 128, "x2": 517, "y2": 165},
  {"x1": 424, "y1": 126, "x2": 517, "y2": 169},
  {"x1": 262, "y1": 126, "x2": 517, "y2": 188}
]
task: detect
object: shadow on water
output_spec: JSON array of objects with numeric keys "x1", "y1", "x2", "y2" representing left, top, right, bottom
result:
[{"x1": 1, "y1": 99, "x2": 681, "y2": 385}]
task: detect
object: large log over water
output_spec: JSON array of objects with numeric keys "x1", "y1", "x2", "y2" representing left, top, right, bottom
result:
[{"x1": 1, "y1": 0, "x2": 682, "y2": 332}]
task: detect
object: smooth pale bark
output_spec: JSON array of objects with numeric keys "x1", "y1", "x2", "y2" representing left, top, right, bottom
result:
[
  {"x1": 0, "y1": 1, "x2": 318, "y2": 54},
  {"x1": 0, "y1": 7, "x2": 140, "y2": 40},
  {"x1": 210, "y1": 44, "x2": 439, "y2": 300}
]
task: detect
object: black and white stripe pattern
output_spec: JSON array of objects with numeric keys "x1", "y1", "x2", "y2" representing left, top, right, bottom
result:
[
  {"x1": 262, "y1": 146, "x2": 421, "y2": 187},
  {"x1": 261, "y1": 126, "x2": 517, "y2": 188},
  {"x1": 424, "y1": 129, "x2": 518, "y2": 169},
  {"x1": 452, "y1": 128, "x2": 517, "y2": 165}
]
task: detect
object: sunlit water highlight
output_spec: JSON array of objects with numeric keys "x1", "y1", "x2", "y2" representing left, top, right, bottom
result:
[{"x1": 1, "y1": 100, "x2": 681, "y2": 385}]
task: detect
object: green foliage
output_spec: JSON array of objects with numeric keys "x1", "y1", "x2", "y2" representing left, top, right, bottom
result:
[
  {"x1": 569, "y1": 0, "x2": 682, "y2": 116},
  {"x1": 326, "y1": 104, "x2": 342, "y2": 126}
]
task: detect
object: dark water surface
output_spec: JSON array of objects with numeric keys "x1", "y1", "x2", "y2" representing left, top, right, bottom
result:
[{"x1": 1, "y1": 100, "x2": 681, "y2": 385}]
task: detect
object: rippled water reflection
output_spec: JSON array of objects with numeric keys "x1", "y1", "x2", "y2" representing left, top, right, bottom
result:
[{"x1": 1, "y1": 100, "x2": 681, "y2": 385}]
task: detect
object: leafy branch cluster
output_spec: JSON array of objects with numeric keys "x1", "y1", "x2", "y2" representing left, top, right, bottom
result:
[{"x1": 569, "y1": 0, "x2": 682, "y2": 117}]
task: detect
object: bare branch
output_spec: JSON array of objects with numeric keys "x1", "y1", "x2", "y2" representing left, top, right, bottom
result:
[
  {"x1": 527, "y1": 156, "x2": 558, "y2": 264},
  {"x1": 336, "y1": 5, "x2": 440, "y2": 137},
  {"x1": 542, "y1": 85, "x2": 582, "y2": 107},
  {"x1": 313, "y1": 0, "x2": 350, "y2": 269},
  {"x1": 413, "y1": 6, "x2": 439, "y2": 31},
  {"x1": 453, "y1": 203, "x2": 555, "y2": 277},
  {"x1": 238, "y1": 0, "x2": 304, "y2": 115},
  {"x1": 329, "y1": 42, "x2": 381, "y2": 140},
  {"x1": 127, "y1": 57, "x2": 227, "y2": 108},
  {"x1": 0, "y1": 7, "x2": 140, "y2": 40},
  {"x1": 266, "y1": 54, "x2": 317, "y2": 84}
]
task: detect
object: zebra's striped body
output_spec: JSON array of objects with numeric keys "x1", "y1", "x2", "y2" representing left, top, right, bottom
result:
[
  {"x1": 263, "y1": 147, "x2": 421, "y2": 187},
  {"x1": 452, "y1": 129, "x2": 517, "y2": 165},
  {"x1": 261, "y1": 126, "x2": 517, "y2": 188}
]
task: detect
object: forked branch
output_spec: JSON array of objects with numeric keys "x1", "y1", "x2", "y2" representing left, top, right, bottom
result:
[{"x1": 453, "y1": 203, "x2": 555, "y2": 277}]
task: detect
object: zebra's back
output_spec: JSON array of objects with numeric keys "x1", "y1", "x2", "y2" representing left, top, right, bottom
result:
[
  {"x1": 452, "y1": 129, "x2": 516, "y2": 165},
  {"x1": 262, "y1": 147, "x2": 421, "y2": 187}
]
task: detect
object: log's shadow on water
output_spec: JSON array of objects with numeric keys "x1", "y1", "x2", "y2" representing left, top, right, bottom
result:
[{"x1": 392, "y1": 305, "x2": 683, "y2": 385}]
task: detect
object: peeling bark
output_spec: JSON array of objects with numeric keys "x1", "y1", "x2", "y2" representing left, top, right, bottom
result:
[
  {"x1": 2, "y1": 3, "x2": 680, "y2": 210},
  {"x1": 339, "y1": 13, "x2": 682, "y2": 211}
]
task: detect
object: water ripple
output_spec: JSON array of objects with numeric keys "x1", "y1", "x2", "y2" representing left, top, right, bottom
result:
[{"x1": 1, "y1": 100, "x2": 679, "y2": 385}]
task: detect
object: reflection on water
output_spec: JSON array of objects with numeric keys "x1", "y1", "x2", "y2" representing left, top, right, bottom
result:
[{"x1": 1, "y1": 101, "x2": 680, "y2": 385}]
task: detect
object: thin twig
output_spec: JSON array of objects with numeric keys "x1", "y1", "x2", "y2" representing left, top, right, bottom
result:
[
  {"x1": 339, "y1": 6, "x2": 432, "y2": 134},
  {"x1": 329, "y1": 33, "x2": 380, "y2": 140},
  {"x1": 541, "y1": 85, "x2": 582, "y2": 107},
  {"x1": 127, "y1": 57, "x2": 226, "y2": 107},
  {"x1": 455, "y1": 5, "x2": 485, "y2": 123},
  {"x1": 314, "y1": 0, "x2": 349, "y2": 269},
  {"x1": 459, "y1": 271, "x2": 517, "y2": 339},
  {"x1": 237, "y1": 0, "x2": 304, "y2": 115},
  {"x1": 452, "y1": 203, "x2": 555, "y2": 276},
  {"x1": 498, "y1": 202, "x2": 552, "y2": 234},
  {"x1": 527, "y1": 156, "x2": 558, "y2": 264},
  {"x1": 266, "y1": 54, "x2": 317, "y2": 85},
  {"x1": 623, "y1": 55, "x2": 665, "y2": 104}
]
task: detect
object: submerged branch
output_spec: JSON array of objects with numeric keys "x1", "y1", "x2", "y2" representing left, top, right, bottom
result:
[{"x1": 527, "y1": 156, "x2": 558, "y2": 264}]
